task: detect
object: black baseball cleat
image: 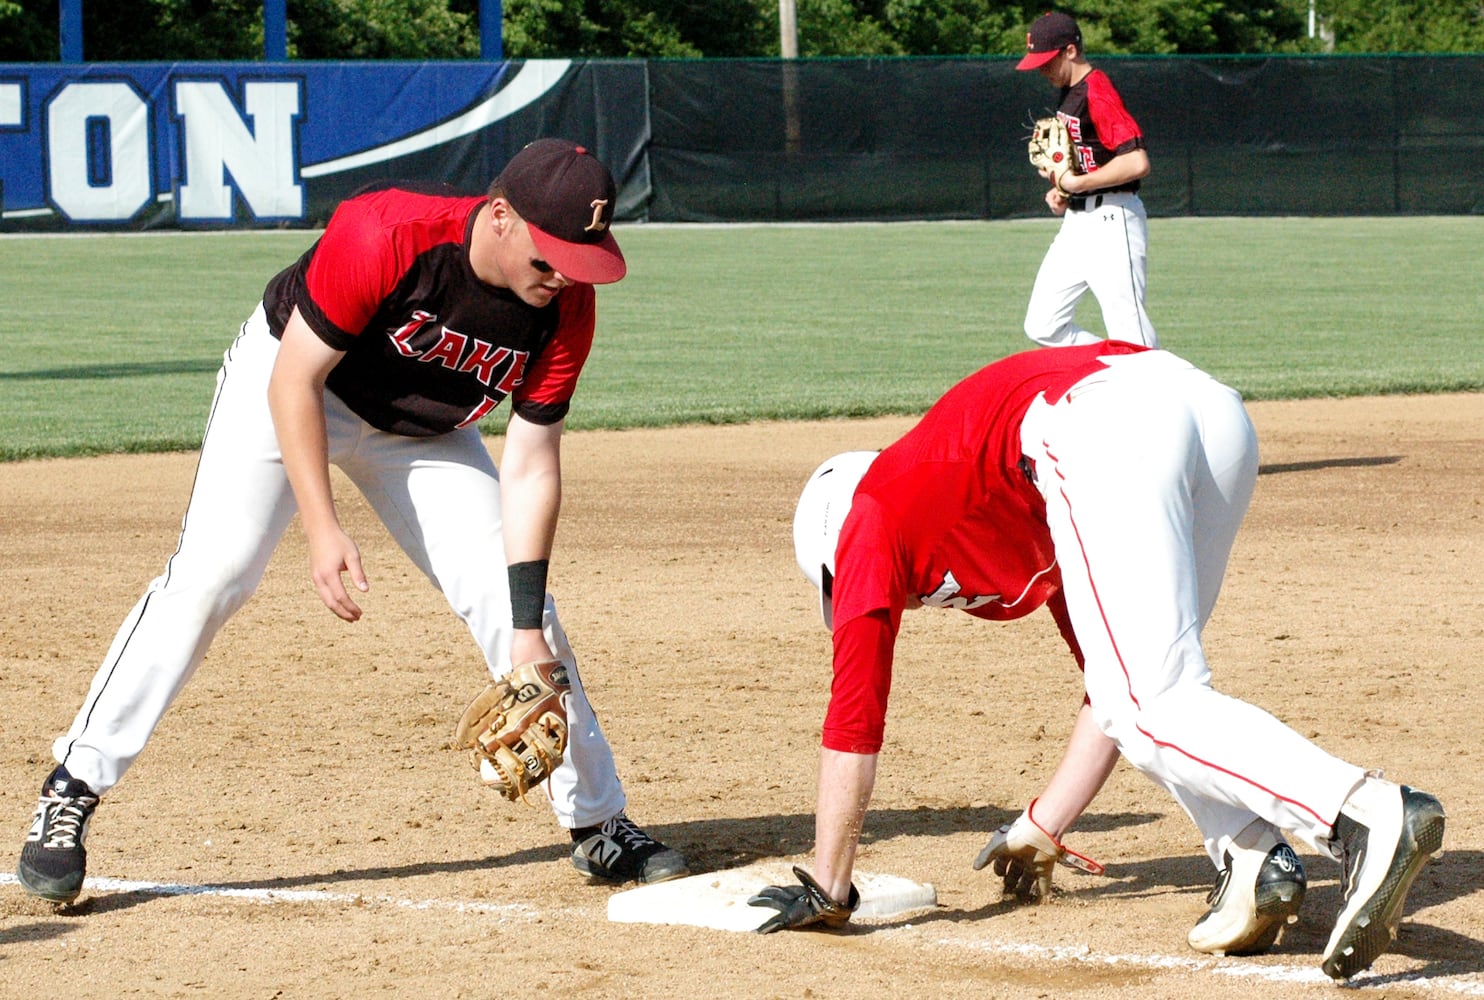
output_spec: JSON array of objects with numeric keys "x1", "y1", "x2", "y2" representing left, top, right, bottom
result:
[
  {"x1": 1188, "y1": 821, "x2": 1307, "y2": 955},
  {"x1": 1322, "y1": 780, "x2": 1446, "y2": 980},
  {"x1": 17, "y1": 765, "x2": 100, "y2": 904},
  {"x1": 571, "y1": 813, "x2": 690, "y2": 884}
]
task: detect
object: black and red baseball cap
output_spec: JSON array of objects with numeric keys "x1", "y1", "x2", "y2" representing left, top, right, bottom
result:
[
  {"x1": 1016, "y1": 11, "x2": 1082, "y2": 70},
  {"x1": 496, "y1": 138, "x2": 626, "y2": 284}
]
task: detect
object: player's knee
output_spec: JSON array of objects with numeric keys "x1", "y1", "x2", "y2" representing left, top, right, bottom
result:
[
  {"x1": 1024, "y1": 316, "x2": 1062, "y2": 346},
  {"x1": 160, "y1": 554, "x2": 266, "y2": 623},
  {"x1": 1090, "y1": 682, "x2": 1206, "y2": 767}
]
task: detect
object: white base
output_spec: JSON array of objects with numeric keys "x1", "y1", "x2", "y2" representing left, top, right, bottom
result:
[{"x1": 606, "y1": 860, "x2": 936, "y2": 932}]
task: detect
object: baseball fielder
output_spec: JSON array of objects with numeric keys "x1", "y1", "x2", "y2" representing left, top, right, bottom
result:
[
  {"x1": 1018, "y1": 11, "x2": 1159, "y2": 348},
  {"x1": 755, "y1": 343, "x2": 1444, "y2": 982},
  {"x1": 18, "y1": 139, "x2": 688, "y2": 905}
]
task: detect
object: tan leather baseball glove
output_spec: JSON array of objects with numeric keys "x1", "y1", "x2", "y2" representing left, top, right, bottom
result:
[
  {"x1": 453, "y1": 659, "x2": 571, "y2": 802},
  {"x1": 1028, "y1": 116, "x2": 1076, "y2": 191}
]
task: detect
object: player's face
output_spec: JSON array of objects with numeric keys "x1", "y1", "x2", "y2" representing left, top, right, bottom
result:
[
  {"x1": 1038, "y1": 48, "x2": 1075, "y2": 87},
  {"x1": 475, "y1": 200, "x2": 574, "y2": 306}
]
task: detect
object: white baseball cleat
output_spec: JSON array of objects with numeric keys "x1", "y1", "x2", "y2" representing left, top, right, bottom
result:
[
  {"x1": 1322, "y1": 778, "x2": 1445, "y2": 980},
  {"x1": 1188, "y1": 819, "x2": 1306, "y2": 955}
]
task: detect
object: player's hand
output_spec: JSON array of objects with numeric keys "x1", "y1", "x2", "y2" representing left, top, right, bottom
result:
[
  {"x1": 307, "y1": 527, "x2": 368, "y2": 622},
  {"x1": 973, "y1": 802, "x2": 1104, "y2": 903},
  {"x1": 748, "y1": 866, "x2": 859, "y2": 933},
  {"x1": 1045, "y1": 187, "x2": 1069, "y2": 216},
  {"x1": 975, "y1": 816, "x2": 1057, "y2": 901}
]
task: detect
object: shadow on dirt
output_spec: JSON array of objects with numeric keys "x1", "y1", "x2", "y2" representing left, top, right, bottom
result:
[
  {"x1": 1259, "y1": 455, "x2": 1400, "y2": 475},
  {"x1": 861, "y1": 835, "x2": 1484, "y2": 976},
  {"x1": 16, "y1": 807, "x2": 1481, "y2": 975}
]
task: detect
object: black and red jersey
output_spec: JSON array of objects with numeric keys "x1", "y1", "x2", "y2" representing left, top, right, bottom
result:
[
  {"x1": 1055, "y1": 68, "x2": 1146, "y2": 194},
  {"x1": 262, "y1": 186, "x2": 595, "y2": 437}
]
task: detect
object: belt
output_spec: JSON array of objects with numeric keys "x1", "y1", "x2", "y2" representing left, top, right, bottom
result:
[{"x1": 1067, "y1": 190, "x2": 1137, "y2": 212}]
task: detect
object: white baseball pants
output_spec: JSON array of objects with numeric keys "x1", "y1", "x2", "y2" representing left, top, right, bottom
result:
[
  {"x1": 1024, "y1": 191, "x2": 1159, "y2": 349},
  {"x1": 1020, "y1": 350, "x2": 1362, "y2": 866},
  {"x1": 53, "y1": 305, "x2": 627, "y2": 829}
]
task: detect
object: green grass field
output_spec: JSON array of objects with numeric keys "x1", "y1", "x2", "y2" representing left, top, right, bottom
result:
[{"x1": 1, "y1": 217, "x2": 1480, "y2": 461}]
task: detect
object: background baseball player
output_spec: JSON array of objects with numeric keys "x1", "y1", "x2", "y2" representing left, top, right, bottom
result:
[
  {"x1": 753, "y1": 343, "x2": 1444, "y2": 982},
  {"x1": 18, "y1": 139, "x2": 687, "y2": 905},
  {"x1": 1018, "y1": 11, "x2": 1159, "y2": 348}
]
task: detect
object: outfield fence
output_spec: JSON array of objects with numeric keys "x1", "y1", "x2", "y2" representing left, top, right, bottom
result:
[{"x1": 1, "y1": 54, "x2": 1480, "y2": 231}]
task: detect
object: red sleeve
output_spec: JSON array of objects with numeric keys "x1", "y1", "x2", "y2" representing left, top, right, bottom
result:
[
  {"x1": 822, "y1": 610, "x2": 897, "y2": 754},
  {"x1": 512, "y1": 282, "x2": 595, "y2": 419},
  {"x1": 1086, "y1": 71, "x2": 1144, "y2": 155},
  {"x1": 822, "y1": 493, "x2": 906, "y2": 754},
  {"x1": 1046, "y1": 588, "x2": 1084, "y2": 669},
  {"x1": 302, "y1": 197, "x2": 401, "y2": 338},
  {"x1": 1046, "y1": 588, "x2": 1093, "y2": 707}
]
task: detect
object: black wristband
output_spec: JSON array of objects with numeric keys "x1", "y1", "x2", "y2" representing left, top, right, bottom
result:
[{"x1": 508, "y1": 560, "x2": 549, "y2": 630}]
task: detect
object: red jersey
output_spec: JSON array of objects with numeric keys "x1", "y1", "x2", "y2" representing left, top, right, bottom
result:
[
  {"x1": 263, "y1": 185, "x2": 595, "y2": 437},
  {"x1": 823, "y1": 342, "x2": 1149, "y2": 754},
  {"x1": 1056, "y1": 68, "x2": 1145, "y2": 192}
]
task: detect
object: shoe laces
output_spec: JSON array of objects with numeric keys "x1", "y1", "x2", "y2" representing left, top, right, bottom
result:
[
  {"x1": 1205, "y1": 864, "x2": 1232, "y2": 906},
  {"x1": 40, "y1": 787, "x2": 98, "y2": 851},
  {"x1": 601, "y1": 814, "x2": 657, "y2": 852}
]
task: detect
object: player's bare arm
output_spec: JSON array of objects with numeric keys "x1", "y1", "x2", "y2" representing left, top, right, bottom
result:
[
  {"x1": 972, "y1": 704, "x2": 1118, "y2": 900},
  {"x1": 748, "y1": 746, "x2": 875, "y2": 932},
  {"x1": 1026, "y1": 704, "x2": 1120, "y2": 838},
  {"x1": 812, "y1": 747, "x2": 878, "y2": 902},
  {"x1": 267, "y1": 306, "x2": 366, "y2": 622},
  {"x1": 499, "y1": 411, "x2": 564, "y2": 663},
  {"x1": 1055, "y1": 147, "x2": 1150, "y2": 196}
]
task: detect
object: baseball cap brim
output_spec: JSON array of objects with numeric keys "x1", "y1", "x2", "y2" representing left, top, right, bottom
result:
[
  {"x1": 1016, "y1": 48, "x2": 1063, "y2": 70},
  {"x1": 527, "y1": 221, "x2": 627, "y2": 285}
]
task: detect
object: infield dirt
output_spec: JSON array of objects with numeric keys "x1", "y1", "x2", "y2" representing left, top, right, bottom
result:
[{"x1": 2, "y1": 394, "x2": 1481, "y2": 999}]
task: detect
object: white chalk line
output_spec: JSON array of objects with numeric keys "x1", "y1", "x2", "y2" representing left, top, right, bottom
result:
[
  {"x1": 913, "y1": 930, "x2": 1484, "y2": 995},
  {"x1": 4, "y1": 872, "x2": 1481, "y2": 994},
  {"x1": 0, "y1": 871, "x2": 535, "y2": 920}
]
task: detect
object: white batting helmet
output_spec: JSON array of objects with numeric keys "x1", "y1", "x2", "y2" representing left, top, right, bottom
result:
[{"x1": 792, "y1": 450, "x2": 879, "y2": 630}]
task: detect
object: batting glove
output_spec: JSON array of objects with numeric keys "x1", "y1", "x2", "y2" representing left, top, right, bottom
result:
[
  {"x1": 748, "y1": 866, "x2": 860, "y2": 933},
  {"x1": 973, "y1": 799, "x2": 1104, "y2": 902}
]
